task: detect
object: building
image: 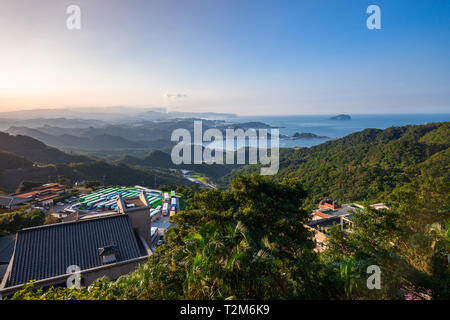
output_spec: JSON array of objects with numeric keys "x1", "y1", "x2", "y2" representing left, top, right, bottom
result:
[
  {"x1": 14, "y1": 183, "x2": 68, "y2": 207},
  {"x1": 0, "y1": 192, "x2": 154, "y2": 298},
  {"x1": 0, "y1": 195, "x2": 30, "y2": 211},
  {"x1": 370, "y1": 203, "x2": 391, "y2": 210},
  {"x1": 116, "y1": 192, "x2": 153, "y2": 247},
  {"x1": 318, "y1": 198, "x2": 341, "y2": 210},
  {"x1": 312, "y1": 199, "x2": 362, "y2": 220},
  {"x1": 0, "y1": 235, "x2": 16, "y2": 281},
  {"x1": 305, "y1": 215, "x2": 354, "y2": 251},
  {"x1": 307, "y1": 200, "x2": 389, "y2": 251}
]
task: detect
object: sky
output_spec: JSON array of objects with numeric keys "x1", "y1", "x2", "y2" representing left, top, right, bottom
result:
[{"x1": 0, "y1": 0, "x2": 449, "y2": 115}]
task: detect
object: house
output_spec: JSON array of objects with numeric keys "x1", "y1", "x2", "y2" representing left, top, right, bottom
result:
[
  {"x1": 305, "y1": 215, "x2": 354, "y2": 251},
  {"x1": 0, "y1": 195, "x2": 30, "y2": 211},
  {"x1": 0, "y1": 235, "x2": 16, "y2": 281},
  {"x1": 0, "y1": 191, "x2": 154, "y2": 298},
  {"x1": 14, "y1": 183, "x2": 68, "y2": 207},
  {"x1": 370, "y1": 203, "x2": 391, "y2": 210},
  {"x1": 312, "y1": 199, "x2": 362, "y2": 220},
  {"x1": 318, "y1": 198, "x2": 341, "y2": 210},
  {"x1": 116, "y1": 192, "x2": 153, "y2": 247}
]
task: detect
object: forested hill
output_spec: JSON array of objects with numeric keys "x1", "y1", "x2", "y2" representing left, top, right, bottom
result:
[
  {"x1": 0, "y1": 132, "x2": 92, "y2": 164},
  {"x1": 221, "y1": 121, "x2": 449, "y2": 210},
  {"x1": 118, "y1": 149, "x2": 241, "y2": 181},
  {"x1": 0, "y1": 132, "x2": 191, "y2": 193}
]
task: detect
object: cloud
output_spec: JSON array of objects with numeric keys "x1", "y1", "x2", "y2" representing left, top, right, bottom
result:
[{"x1": 165, "y1": 93, "x2": 188, "y2": 99}]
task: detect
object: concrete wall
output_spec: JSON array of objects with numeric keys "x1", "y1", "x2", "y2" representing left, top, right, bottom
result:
[{"x1": 0, "y1": 256, "x2": 149, "y2": 298}]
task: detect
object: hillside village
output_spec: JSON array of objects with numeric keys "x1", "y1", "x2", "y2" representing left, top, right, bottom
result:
[
  {"x1": 0, "y1": 178, "x2": 389, "y2": 298},
  {"x1": 0, "y1": 121, "x2": 447, "y2": 300},
  {"x1": 0, "y1": 183, "x2": 181, "y2": 297}
]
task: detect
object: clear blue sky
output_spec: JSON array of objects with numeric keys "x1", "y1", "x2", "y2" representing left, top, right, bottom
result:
[{"x1": 0, "y1": 0, "x2": 449, "y2": 115}]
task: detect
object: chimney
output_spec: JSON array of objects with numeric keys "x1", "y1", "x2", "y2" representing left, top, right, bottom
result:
[
  {"x1": 98, "y1": 245, "x2": 118, "y2": 264},
  {"x1": 116, "y1": 192, "x2": 152, "y2": 247}
]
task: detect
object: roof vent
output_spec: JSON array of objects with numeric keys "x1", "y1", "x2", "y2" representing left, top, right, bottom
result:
[{"x1": 98, "y1": 245, "x2": 118, "y2": 264}]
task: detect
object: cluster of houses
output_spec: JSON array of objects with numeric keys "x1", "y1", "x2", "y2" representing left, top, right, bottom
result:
[
  {"x1": 0, "y1": 185, "x2": 177, "y2": 298},
  {"x1": 305, "y1": 198, "x2": 390, "y2": 251},
  {"x1": 0, "y1": 192, "x2": 155, "y2": 297},
  {"x1": 0, "y1": 183, "x2": 389, "y2": 298},
  {"x1": 0, "y1": 183, "x2": 68, "y2": 212}
]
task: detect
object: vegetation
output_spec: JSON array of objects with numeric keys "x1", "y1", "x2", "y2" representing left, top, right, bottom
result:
[
  {"x1": 0, "y1": 131, "x2": 91, "y2": 164},
  {"x1": 221, "y1": 122, "x2": 450, "y2": 212},
  {"x1": 10, "y1": 175, "x2": 340, "y2": 299},
  {"x1": 118, "y1": 149, "x2": 240, "y2": 181},
  {"x1": 323, "y1": 177, "x2": 449, "y2": 299},
  {"x1": 84, "y1": 180, "x2": 103, "y2": 189},
  {"x1": 15, "y1": 181, "x2": 43, "y2": 193},
  {"x1": 0, "y1": 160, "x2": 192, "y2": 193},
  {"x1": 0, "y1": 150, "x2": 32, "y2": 170},
  {"x1": 0, "y1": 207, "x2": 53, "y2": 236},
  {"x1": 8, "y1": 170, "x2": 450, "y2": 300},
  {"x1": 4, "y1": 122, "x2": 449, "y2": 300}
]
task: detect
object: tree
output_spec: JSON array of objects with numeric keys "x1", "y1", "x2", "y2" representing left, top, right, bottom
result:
[
  {"x1": 84, "y1": 180, "x2": 102, "y2": 190},
  {"x1": 9, "y1": 175, "x2": 335, "y2": 300},
  {"x1": 0, "y1": 208, "x2": 46, "y2": 236},
  {"x1": 56, "y1": 175, "x2": 71, "y2": 187}
]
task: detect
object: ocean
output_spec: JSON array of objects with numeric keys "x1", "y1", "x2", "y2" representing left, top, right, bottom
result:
[
  {"x1": 228, "y1": 113, "x2": 450, "y2": 149},
  {"x1": 199, "y1": 113, "x2": 450, "y2": 150}
]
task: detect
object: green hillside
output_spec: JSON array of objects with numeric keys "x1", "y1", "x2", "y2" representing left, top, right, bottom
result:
[
  {"x1": 221, "y1": 122, "x2": 450, "y2": 211},
  {"x1": 7, "y1": 122, "x2": 449, "y2": 300},
  {"x1": 0, "y1": 132, "x2": 91, "y2": 164},
  {"x1": 0, "y1": 150, "x2": 32, "y2": 170},
  {"x1": 0, "y1": 133, "x2": 192, "y2": 193},
  {"x1": 118, "y1": 149, "x2": 240, "y2": 181},
  {"x1": 0, "y1": 161, "x2": 191, "y2": 193}
]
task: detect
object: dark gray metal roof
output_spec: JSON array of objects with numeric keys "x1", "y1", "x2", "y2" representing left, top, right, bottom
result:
[
  {"x1": 7, "y1": 214, "x2": 143, "y2": 287},
  {"x1": 0, "y1": 235, "x2": 16, "y2": 264},
  {"x1": 0, "y1": 195, "x2": 28, "y2": 208}
]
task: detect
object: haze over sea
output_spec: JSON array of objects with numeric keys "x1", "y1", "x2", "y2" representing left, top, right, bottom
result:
[{"x1": 219, "y1": 113, "x2": 450, "y2": 149}]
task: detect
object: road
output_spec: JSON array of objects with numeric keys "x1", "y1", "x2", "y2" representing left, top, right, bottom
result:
[{"x1": 181, "y1": 170, "x2": 216, "y2": 189}]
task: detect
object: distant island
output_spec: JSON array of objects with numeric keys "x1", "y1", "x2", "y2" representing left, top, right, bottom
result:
[
  {"x1": 329, "y1": 114, "x2": 351, "y2": 120},
  {"x1": 280, "y1": 132, "x2": 333, "y2": 140},
  {"x1": 220, "y1": 122, "x2": 284, "y2": 130}
]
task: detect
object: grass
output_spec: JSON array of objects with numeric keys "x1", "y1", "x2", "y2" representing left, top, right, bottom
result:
[{"x1": 190, "y1": 173, "x2": 209, "y2": 184}]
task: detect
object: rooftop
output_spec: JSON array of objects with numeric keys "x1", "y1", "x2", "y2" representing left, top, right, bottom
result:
[
  {"x1": 15, "y1": 184, "x2": 66, "y2": 199},
  {"x1": 0, "y1": 235, "x2": 16, "y2": 264},
  {"x1": 0, "y1": 195, "x2": 29, "y2": 208},
  {"x1": 314, "y1": 203, "x2": 361, "y2": 218},
  {"x1": 4, "y1": 214, "x2": 145, "y2": 288}
]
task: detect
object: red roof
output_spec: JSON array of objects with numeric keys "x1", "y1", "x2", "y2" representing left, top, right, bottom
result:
[
  {"x1": 15, "y1": 186, "x2": 65, "y2": 198},
  {"x1": 38, "y1": 194, "x2": 60, "y2": 201},
  {"x1": 313, "y1": 210, "x2": 331, "y2": 218},
  {"x1": 15, "y1": 190, "x2": 41, "y2": 198}
]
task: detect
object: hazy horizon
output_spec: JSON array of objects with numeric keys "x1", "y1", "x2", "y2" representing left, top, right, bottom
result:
[
  {"x1": 1, "y1": 105, "x2": 450, "y2": 118},
  {"x1": 1, "y1": 0, "x2": 449, "y2": 115},
  {"x1": 0, "y1": 105, "x2": 450, "y2": 118}
]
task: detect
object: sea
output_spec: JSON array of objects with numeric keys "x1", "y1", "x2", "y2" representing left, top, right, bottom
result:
[{"x1": 202, "y1": 113, "x2": 450, "y2": 150}]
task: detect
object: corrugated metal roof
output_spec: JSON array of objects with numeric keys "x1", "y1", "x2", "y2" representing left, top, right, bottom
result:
[
  {"x1": 0, "y1": 195, "x2": 28, "y2": 208},
  {"x1": 0, "y1": 235, "x2": 16, "y2": 264},
  {"x1": 7, "y1": 214, "x2": 143, "y2": 287}
]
